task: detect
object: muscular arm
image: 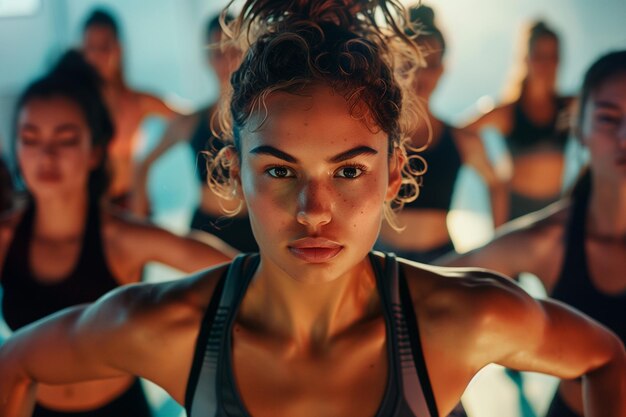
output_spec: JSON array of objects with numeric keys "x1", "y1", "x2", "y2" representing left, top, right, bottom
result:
[
  {"x1": 416, "y1": 268, "x2": 626, "y2": 416},
  {"x1": 113, "y1": 217, "x2": 235, "y2": 277},
  {"x1": 0, "y1": 293, "x2": 138, "y2": 416},
  {"x1": 0, "y1": 269, "x2": 224, "y2": 417},
  {"x1": 480, "y1": 276, "x2": 626, "y2": 416},
  {"x1": 435, "y1": 203, "x2": 566, "y2": 286}
]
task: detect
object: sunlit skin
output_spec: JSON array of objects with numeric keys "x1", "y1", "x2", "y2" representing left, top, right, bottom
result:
[
  {"x1": 0, "y1": 96, "x2": 232, "y2": 413},
  {"x1": 379, "y1": 36, "x2": 507, "y2": 252},
  {"x1": 82, "y1": 23, "x2": 178, "y2": 199},
  {"x1": 465, "y1": 33, "x2": 571, "y2": 205},
  {"x1": 131, "y1": 28, "x2": 243, "y2": 217},
  {"x1": 0, "y1": 87, "x2": 624, "y2": 417},
  {"x1": 238, "y1": 87, "x2": 399, "y2": 284},
  {"x1": 442, "y1": 73, "x2": 626, "y2": 415}
]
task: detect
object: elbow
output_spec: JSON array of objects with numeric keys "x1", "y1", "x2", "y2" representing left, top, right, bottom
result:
[{"x1": 581, "y1": 332, "x2": 626, "y2": 386}]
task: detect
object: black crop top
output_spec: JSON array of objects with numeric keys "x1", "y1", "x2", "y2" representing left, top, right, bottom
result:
[
  {"x1": 1, "y1": 202, "x2": 120, "y2": 330},
  {"x1": 404, "y1": 125, "x2": 462, "y2": 212},
  {"x1": 506, "y1": 97, "x2": 570, "y2": 156}
]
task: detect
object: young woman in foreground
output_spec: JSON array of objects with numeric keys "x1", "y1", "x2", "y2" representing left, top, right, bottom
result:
[
  {"x1": 440, "y1": 50, "x2": 626, "y2": 417},
  {"x1": 1, "y1": 2, "x2": 624, "y2": 417}
]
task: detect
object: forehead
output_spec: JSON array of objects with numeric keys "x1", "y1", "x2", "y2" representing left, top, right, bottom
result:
[
  {"x1": 588, "y1": 73, "x2": 626, "y2": 110},
  {"x1": 241, "y1": 86, "x2": 387, "y2": 154},
  {"x1": 83, "y1": 25, "x2": 117, "y2": 44},
  {"x1": 19, "y1": 96, "x2": 86, "y2": 127},
  {"x1": 530, "y1": 36, "x2": 558, "y2": 54}
]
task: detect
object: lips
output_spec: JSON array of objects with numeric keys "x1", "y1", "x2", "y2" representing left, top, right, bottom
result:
[
  {"x1": 288, "y1": 237, "x2": 343, "y2": 263},
  {"x1": 37, "y1": 171, "x2": 62, "y2": 182}
]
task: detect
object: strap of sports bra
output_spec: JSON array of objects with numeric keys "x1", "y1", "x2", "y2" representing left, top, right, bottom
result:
[
  {"x1": 189, "y1": 253, "x2": 260, "y2": 417},
  {"x1": 372, "y1": 252, "x2": 434, "y2": 417}
]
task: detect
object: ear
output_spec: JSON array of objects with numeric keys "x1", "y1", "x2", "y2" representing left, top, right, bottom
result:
[
  {"x1": 385, "y1": 148, "x2": 404, "y2": 202},
  {"x1": 224, "y1": 146, "x2": 242, "y2": 199}
]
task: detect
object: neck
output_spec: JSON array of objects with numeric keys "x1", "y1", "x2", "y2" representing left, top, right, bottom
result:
[
  {"x1": 33, "y1": 193, "x2": 89, "y2": 240},
  {"x1": 240, "y1": 256, "x2": 380, "y2": 351},
  {"x1": 522, "y1": 80, "x2": 554, "y2": 102},
  {"x1": 588, "y1": 175, "x2": 626, "y2": 239},
  {"x1": 105, "y1": 71, "x2": 127, "y2": 92}
]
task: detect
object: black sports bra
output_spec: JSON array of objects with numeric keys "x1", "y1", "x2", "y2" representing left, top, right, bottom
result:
[{"x1": 185, "y1": 253, "x2": 439, "y2": 417}]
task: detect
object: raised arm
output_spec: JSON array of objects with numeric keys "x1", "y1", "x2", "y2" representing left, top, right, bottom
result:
[
  {"x1": 477, "y1": 275, "x2": 626, "y2": 416},
  {"x1": 462, "y1": 103, "x2": 513, "y2": 136},
  {"x1": 131, "y1": 113, "x2": 199, "y2": 216},
  {"x1": 0, "y1": 270, "x2": 221, "y2": 417},
  {"x1": 435, "y1": 203, "x2": 566, "y2": 284},
  {"x1": 453, "y1": 128, "x2": 509, "y2": 227},
  {"x1": 111, "y1": 216, "x2": 235, "y2": 276},
  {"x1": 0, "y1": 289, "x2": 142, "y2": 417}
]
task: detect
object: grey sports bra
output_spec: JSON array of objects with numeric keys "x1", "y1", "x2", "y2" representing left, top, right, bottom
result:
[{"x1": 185, "y1": 253, "x2": 439, "y2": 417}]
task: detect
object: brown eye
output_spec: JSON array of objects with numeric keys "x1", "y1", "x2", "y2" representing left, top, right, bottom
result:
[
  {"x1": 335, "y1": 165, "x2": 365, "y2": 179},
  {"x1": 266, "y1": 166, "x2": 295, "y2": 178}
]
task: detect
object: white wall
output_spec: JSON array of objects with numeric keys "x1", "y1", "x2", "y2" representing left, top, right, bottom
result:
[{"x1": 0, "y1": 0, "x2": 624, "y2": 151}]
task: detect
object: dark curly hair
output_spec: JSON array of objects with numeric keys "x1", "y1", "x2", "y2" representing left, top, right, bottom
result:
[
  {"x1": 208, "y1": 0, "x2": 426, "y2": 228},
  {"x1": 83, "y1": 8, "x2": 120, "y2": 38},
  {"x1": 13, "y1": 50, "x2": 114, "y2": 203}
]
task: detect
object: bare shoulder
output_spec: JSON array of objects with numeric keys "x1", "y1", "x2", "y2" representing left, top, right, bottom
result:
[
  {"x1": 136, "y1": 91, "x2": 177, "y2": 117},
  {"x1": 79, "y1": 262, "x2": 230, "y2": 401},
  {"x1": 464, "y1": 101, "x2": 514, "y2": 132},
  {"x1": 397, "y1": 259, "x2": 546, "y2": 411},
  {"x1": 85, "y1": 262, "x2": 231, "y2": 359},
  {"x1": 99, "y1": 262, "x2": 230, "y2": 327},
  {"x1": 399, "y1": 259, "x2": 528, "y2": 320}
]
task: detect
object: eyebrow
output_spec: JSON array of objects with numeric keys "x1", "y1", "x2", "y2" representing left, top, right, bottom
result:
[
  {"x1": 249, "y1": 145, "x2": 378, "y2": 164},
  {"x1": 54, "y1": 124, "x2": 81, "y2": 134},
  {"x1": 19, "y1": 123, "x2": 81, "y2": 133},
  {"x1": 594, "y1": 101, "x2": 621, "y2": 111}
]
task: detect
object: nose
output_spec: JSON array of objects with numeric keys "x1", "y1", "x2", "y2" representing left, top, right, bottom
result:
[
  {"x1": 41, "y1": 142, "x2": 59, "y2": 158},
  {"x1": 296, "y1": 180, "x2": 332, "y2": 231}
]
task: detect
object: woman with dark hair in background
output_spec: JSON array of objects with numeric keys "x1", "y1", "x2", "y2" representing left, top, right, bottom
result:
[
  {"x1": 0, "y1": 50, "x2": 232, "y2": 417},
  {"x1": 0, "y1": 3, "x2": 624, "y2": 417},
  {"x1": 132, "y1": 13, "x2": 259, "y2": 253},
  {"x1": 376, "y1": 4, "x2": 507, "y2": 263},
  {"x1": 442, "y1": 50, "x2": 626, "y2": 417},
  {"x1": 82, "y1": 8, "x2": 180, "y2": 207},
  {"x1": 465, "y1": 21, "x2": 573, "y2": 220}
]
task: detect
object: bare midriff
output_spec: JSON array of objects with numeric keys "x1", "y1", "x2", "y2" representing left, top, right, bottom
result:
[{"x1": 510, "y1": 151, "x2": 565, "y2": 199}]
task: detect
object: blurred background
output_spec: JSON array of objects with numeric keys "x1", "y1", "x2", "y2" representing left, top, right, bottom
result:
[{"x1": 0, "y1": 1, "x2": 624, "y2": 417}]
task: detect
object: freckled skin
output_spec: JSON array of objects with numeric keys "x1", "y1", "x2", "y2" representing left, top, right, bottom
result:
[{"x1": 237, "y1": 87, "x2": 399, "y2": 284}]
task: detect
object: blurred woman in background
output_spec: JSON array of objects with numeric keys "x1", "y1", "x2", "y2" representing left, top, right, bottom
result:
[
  {"x1": 465, "y1": 21, "x2": 573, "y2": 220},
  {"x1": 0, "y1": 50, "x2": 232, "y2": 417},
  {"x1": 132, "y1": 13, "x2": 258, "y2": 253},
  {"x1": 82, "y1": 8, "x2": 179, "y2": 207},
  {"x1": 376, "y1": 4, "x2": 507, "y2": 263},
  {"x1": 442, "y1": 50, "x2": 626, "y2": 417}
]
